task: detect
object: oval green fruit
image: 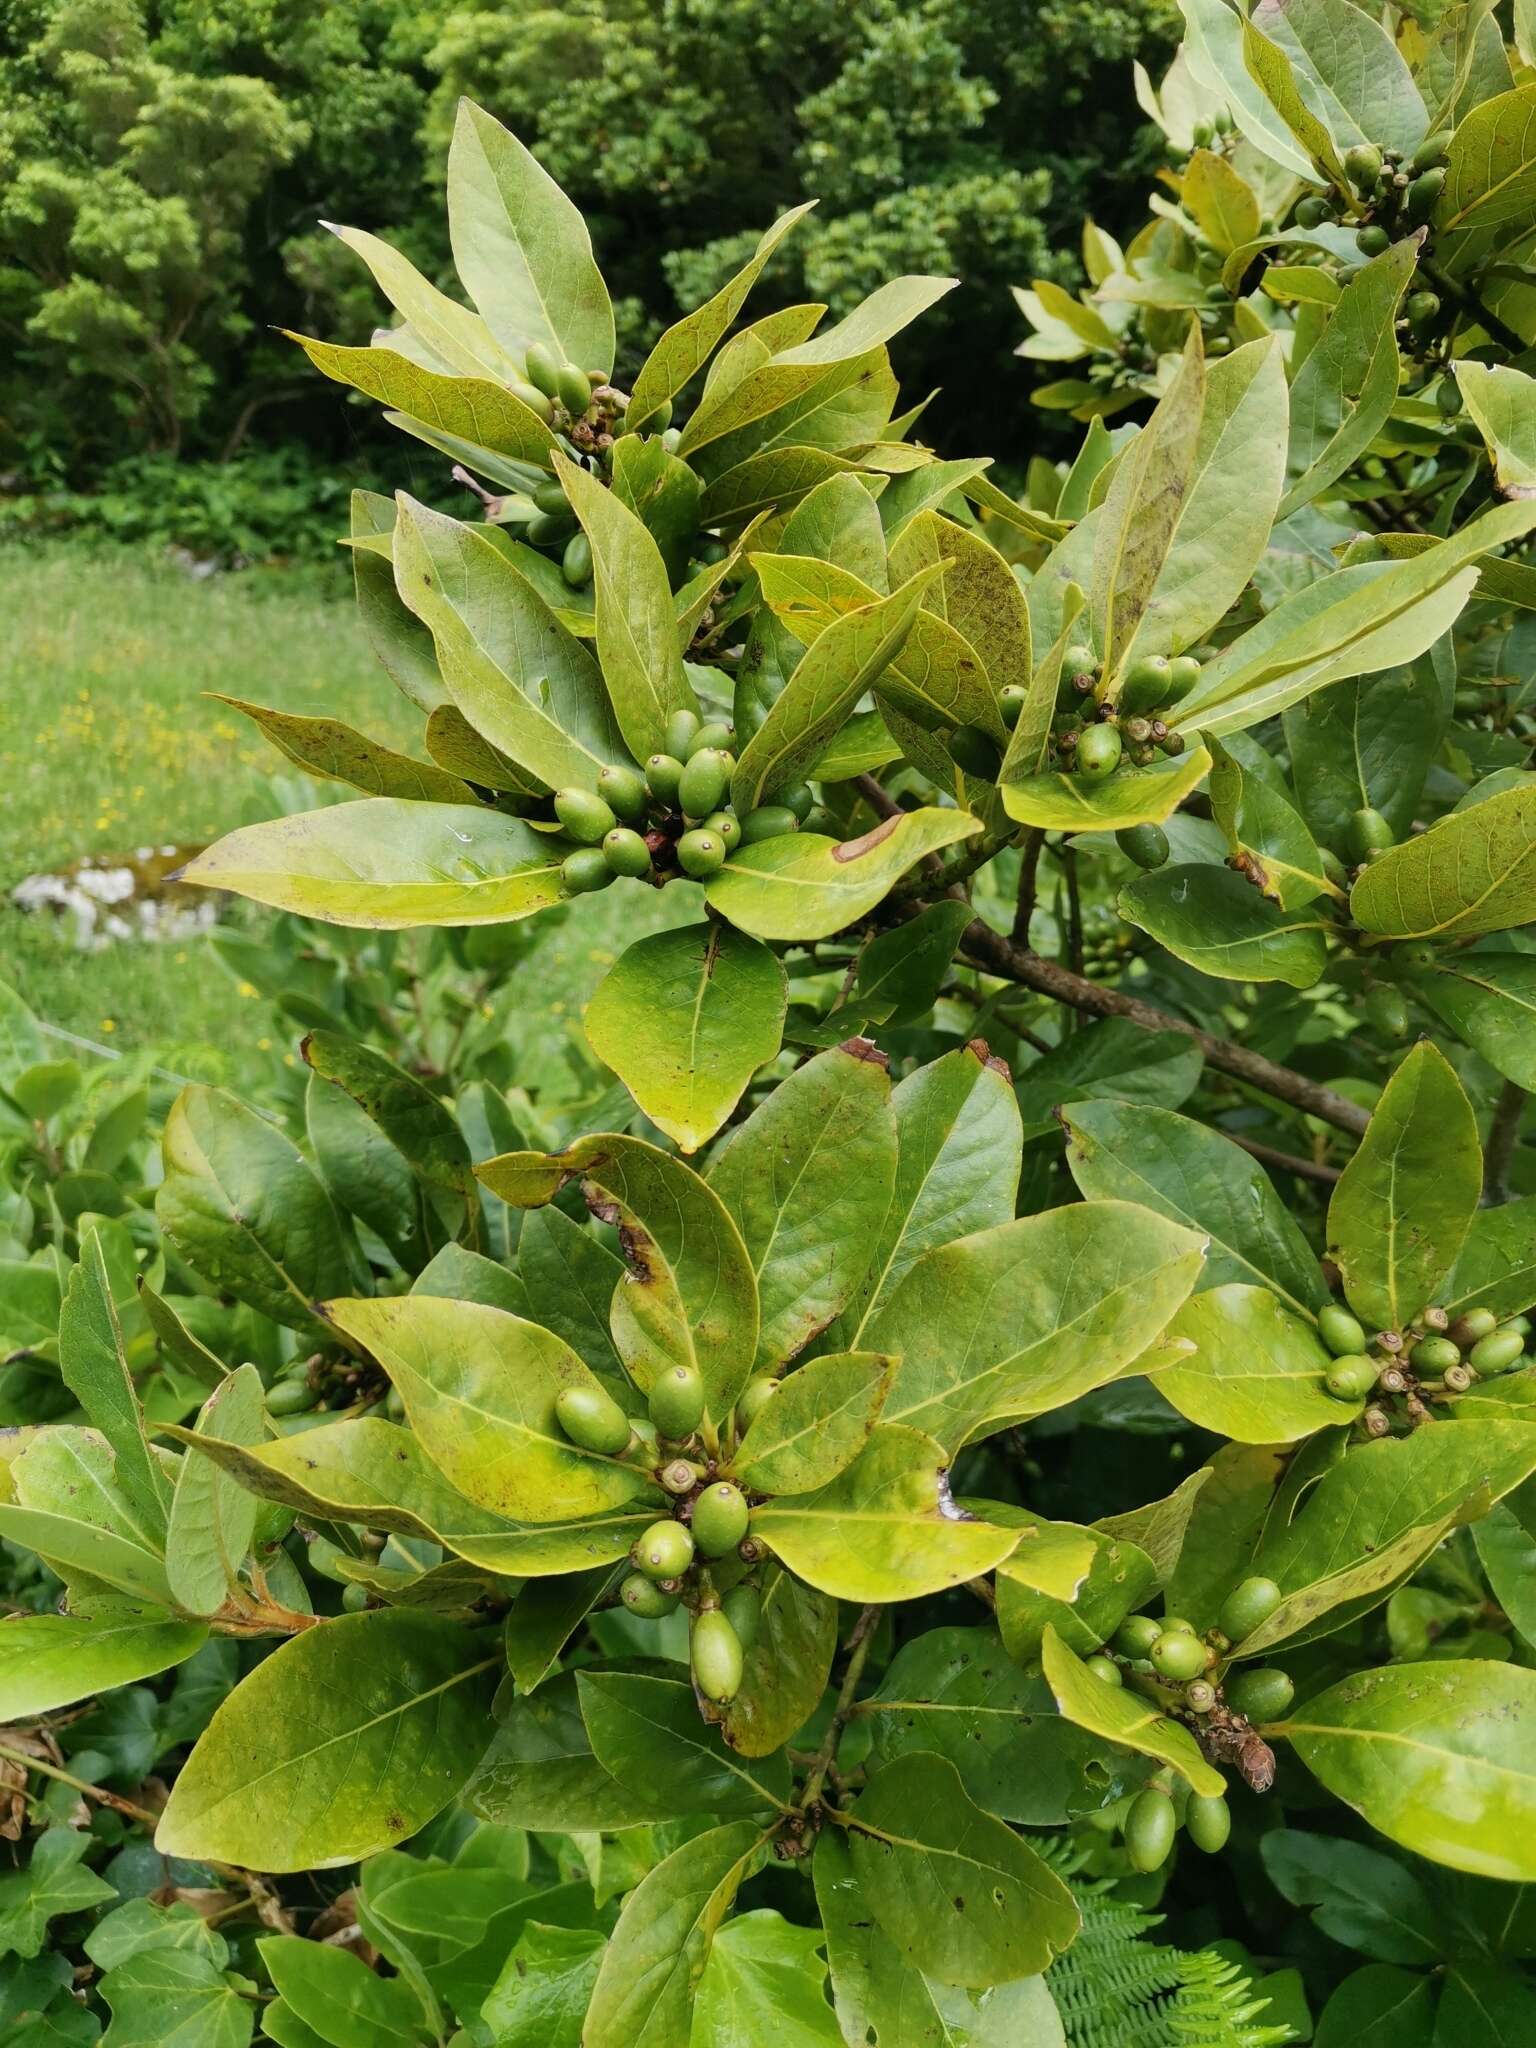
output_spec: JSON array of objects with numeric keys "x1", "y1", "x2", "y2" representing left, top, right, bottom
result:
[
  {"x1": 1116, "y1": 824, "x2": 1169, "y2": 870},
  {"x1": 1084, "y1": 1655, "x2": 1123, "y2": 1687},
  {"x1": 721, "y1": 1584, "x2": 761, "y2": 1653},
  {"x1": 1118, "y1": 655, "x2": 1173, "y2": 714},
  {"x1": 646, "y1": 753, "x2": 685, "y2": 805},
  {"x1": 1000, "y1": 683, "x2": 1027, "y2": 729},
  {"x1": 554, "y1": 1384, "x2": 632, "y2": 1455},
  {"x1": 1125, "y1": 1789, "x2": 1177, "y2": 1873},
  {"x1": 524, "y1": 344, "x2": 562, "y2": 398},
  {"x1": 736, "y1": 1375, "x2": 780, "y2": 1430},
  {"x1": 598, "y1": 763, "x2": 649, "y2": 821},
  {"x1": 1406, "y1": 290, "x2": 1439, "y2": 327},
  {"x1": 692, "y1": 1481, "x2": 750, "y2": 1557},
  {"x1": 1344, "y1": 142, "x2": 1383, "y2": 189},
  {"x1": 665, "y1": 710, "x2": 701, "y2": 759},
  {"x1": 1064, "y1": 642, "x2": 1098, "y2": 680},
  {"x1": 1217, "y1": 1576, "x2": 1282, "y2": 1644},
  {"x1": 1396, "y1": 940, "x2": 1435, "y2": 971},
  {"x1": 1412, "y1": 129, "x2": 1452, "y2": 173},
  {"x1": 678, "y1": 748, "x2": 731, "y2": 820},
  {"x1": 1164, "y1": 655, "x2": 1202, "y2": 702},
  {"x1": 621, "y1": 1572, "x2": 680, "y2": 1619},
  {"x1": 1365, "y1": 986, "x2": 1409, "y2": 1040},
  {"x1": 634, "y1": 1519, "x2": 695, "y2": 1582},
  {"x1": 781, "y1": 782, "x2": 814, "y2": 823},
  {"x1": 1356, "y1": 224, "x2": 1391, "y2": 256},
  {"x1": 1076, "y1": 723, "x2": 1124, "y2": 783},
  {"x1": 1295, "y1": 195, "x2": 1329, "y2": 228},
  {"x1": 1437, "y1": 379, "x2": 1463, "y2": 417},
  {"x1": 1113, "y1": 1614, "x2": 1162, "y2": 1660},
  {"x1": 1470, "y1": 1328, "x2": 1526, "y2": 1377},
  {"x1": 1409, "y1": 1335, "x2": 1461, "y2": 1375},
  {"x1": 562, "y1": 848, "x2": 614, "y2": 895},
  {"x1": 649, "y1": 1363, "x2": 705, "y2": 1439},
  {"x1": 1318, "y1": 1304, "x2": 1367, "y2": 1357},
  {"x1": 527, "y1": 509, "x2": 575, "y2": 547},
  {"x1": 1325, "y1": 1354, "x2": 1378, "y2": 1400},
  {"x1": 677, "y1": 828, "x2": 726, "y2": 878},
  {"x1": 267, "y1": 1377, "x2": 319, "y2": 1416},
  {"x1": 1185, "y1": 1793, "x2": 1231, "y2": 1854},
  {"x1": 948, "y1": 725, "x2": 1003, "y2": 780},
  {"x1": 554, "y1": 788, "x2": 617, "y2": 844},
  {"x1": 692, "y1": 1607, "x2": 744, "y2": 1704},
  {"x1": 508, "y1": 379, "x2": 554, "y2": 421},
  {"x1": 704, "y1": 810, "x2": 740, "y2": 851},
  {"x1": 556, "y1": 364, "x2": 595, "y2": 416},
  {"x1": 1406, "y1": 166, "x2": 1445, "y2": 224},
  {"x1": 533, "y1": 481, "x2": 570, "y2": 517},
  {"x1": 1161, "y1": 1616, "x2": 1197, "y2": 1635},
  {"x1": 739, "y1": 805, "x2": 798, "y2": 845},
  {"x1": 342, "y1": 1581, "x2": 370, "y2": 1612},
  {"x1": 1226, "y1": 1665, "x2": 1294, "y2": 1721},
  {"x1": 602, "y1": 827, "x2": 653, "y2": 879},
  {"x1": 562, "y1": 532, "x2": 593, "y2": 588},
  {"x1": 689, "y1": 721, "x2": 735, "y2": 757},
  {"x1": 1447, "y1": 1308, "x2": 1497, "y2": 1349},
  {"x1": 1150, "y1": 1630, "x2": 1208, "y2": 1681}
]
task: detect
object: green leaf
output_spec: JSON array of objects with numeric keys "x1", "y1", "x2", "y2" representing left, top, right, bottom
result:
[
  {"x1": 465, "y1": 1671, "x2": 672, "y2": 1831},
  {"x1": 582, "y1": 1821, "x2": 767, "y2": 2048},
  {"x1": 861, "y1": 1623, "x2": 1143, "y2": 1824},
  {"x1": 1279, "y1": 240, "x2": 1417, "y2": 518},
  {"x1": 751, "y1": 1424, "x2": 1019, "y2": 1600},
  {"x1": 1308, "y1": 1967, "x2": 1436, "y2": 2046},
  {"x1": 996, "y1": 1524, "x2": 1158, "y2": 1664},
  {"x1": 845, "y1": 1751, "x2": 1080, "y2": 1987},
  {"x1": 1000, "y1": 747, "x2": 1214, "y2": 832},
  {"x1": 59, "y1": 1230, "x2": 170, "y2": 1538},
  {"x1": 693, "y1": 1911, "x2": 843, "y2": 2048},
  {"x1": 323, "y1": 224, "x2": 522, "y2": 382},
  {"x1": 482, "y1": 1924, "x2": 605, "y2": 2048},
  {"x1": 1181, "y1": 147, "x2": 1261, "y2": 252},
  {"x1": 517, "y1": 1207, "x2": 628, "y2": 1390},
  {"x1": 479, "y1": 1134, "x2": 759, "y2": 1418},
  {"x1": 156, "y1": 1610, "x2": 498, "y2": 1870},
  {"x1": 323, "y1": 1296, "x2": 654, "y2": 1524},
  {"x1": 1284, "y1": 658, "x2": 1449, "y2": 855},
  {"x1": 0, "y1": 1831, "x2": 116, "y2": 1962},
  {"x1": 84, "y1": 1899, "x2": 230, "y2": 1973},
  {"x1": 1095, "y1": 1469, "x2": 1212, "y2": 1587},
  {"x1": 178, "y1": 800, "x2": 569, "y2": 929},
  {"x1": 1283, "y1": 1661, "x2": 1536, "y2": 1880},
  {"x1": 504, "y1": 1567, "x2": 616, "y2": 1692},
  {"x1": 701, "y1": 447, "x2": 863, "y2": 531},
  {"x1": 889, "y1": 511, "x2": 1031, "y2": 698},
  {"x1": 1415, "y1": 954, "x2": 1536, "y2": 1090},
  {"x1": 1041, "y1": 1627, "x2": 1224, "y2": 1796},
  {"x1": 1119, "y1": 864, "x2": 1329, "y2": 987},
  {"x1": 1016, "y1": 1019, "x2": 1203, "y2": 1126},
  {"x1": 720, "y1": 1563, "x2": 835, "y2": 1759},
  {"x1": 98, "y1": 1949, "x2": 252, "y2": 2048},
  {"x1": 306, "y1": 1072, "x2": 425, "y2": 1273},
  {"x1": 288, "y1": 334, "x2": 556, "y2": 468},
  {"x1": 733, "y1": 1352, "x2": 894, "y2": 1494},
  {"x1": 707, "y1": 1042, "x2": 897, "y2": 1369},
  {"x1": 835, "y1": 1042, "x2": 1022, "y2": 1345},
  {"x1": 1473, "y1": 1486, "x2": 1536, "y2": 1649},
  {"x1": 164, "y1": 1366, "x2": 264, "y2": 1618},
  {"x1": 1063, "y1": 1101, "x2": 1328, "y2": 1316},
  {"x1": 731, "y1": 566, "x2": 943, "y2": 814},
  {"x1": 1351, "y1": 782, "x2": 1536, "y2": 940},
  {"x1": 1445, "y1": 1198, "x2": 1536, "y2": 1322},
  {"x1": 447, "y1": 99, "x2": 613, "y2": 373},
  {"x1": 1457, "y1": 362, "x2": 1536, "y2": 494},
  {"x1": 610, "y1": 433, "x2": 702, "y2": 586},
  {"x1": 0, "y1": 1260, "x2": 62, "y2": 1367},
  {"x1": 0, "y1": 1497, "x2": 172, "y2": 1607},
  {"x1": 156, "y1": 1086, "x2": 354, "y2": 1335},
  {"x1": 0, "y1": 1602, "x2": 205, "y2": 1721},
  {"x1": 1434, "y1": 84, "x2": 1536, "y2": 270},
  {"x1": 303, "y1": 1031, "x2": 474, "y2": 1209},
  {"x1": 628, "y1": 203, "x2": 816, "y2": 431},
  {"x1": 852, "y1": 899, "x2": 973, "y2": 1027},
  {"x1": 390, "y1": 495, "x2": 629, "y2": 793},
  {"x1": 814, "y1": 1828, "x2": 1067, "y2": 2048},
  {"x1": 704, "y1": 808, "x2": 980, "y2": 943},
  {"x1": 1208, "y1": 734, "x2": 1336, "y2": 910},
  {"x1": 586, "y1": 925, "x2": 787, "y2": 1154},
  {"x1": 576, "y1": 1672, "x2": 791, "y2": 1816},
  {"x1": 865, "y1": 1202, "x2": 1206, "y2": 1449},
  {"x1": 1260, "y1": 1829, "x2": 1440, "y2": 1966},
  {"x1": 211, "y1": 695, "x2": 471, "y2": 805},
  {"x1": 1256, "y1": 0, "x2": 1428, "y2": 156},
  {"x1": 556, "y1": 452, "x2": 695, "y2": 763},
  {"x1": 1327, "y1": 1042, "x2": 1480, "y2": 1330},
  {"x1": 257, "y1": 1934, "x2": 423, "y2": 2048},
  {"x1": 1155, "y1": 1284, "x2": 1352, "y2": 1442}
]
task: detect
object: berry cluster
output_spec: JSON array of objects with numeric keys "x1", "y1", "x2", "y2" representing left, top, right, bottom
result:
[
  {"x1": 1030, "y1": 644, "x2": 1202, "y2": 787},
  {"x1": 1317, "y1": 1299, "x2": 1530, "y2": 1426}
]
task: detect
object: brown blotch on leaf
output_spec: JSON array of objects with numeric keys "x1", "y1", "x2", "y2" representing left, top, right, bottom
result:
[
  {"x1": 833, "y1": 814, "x2": 904, "y2": 863},
  {"x1": 839, "y1": 1036, "x2": 889, "y2": 1067}
]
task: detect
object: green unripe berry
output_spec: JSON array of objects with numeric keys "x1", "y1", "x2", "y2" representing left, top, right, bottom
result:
[
  {"x1": 533, "y1": 481, "x2": 571, "y2": 517},
  {"x1": 1217, "y1": 1576, "x2": 1282, "y2": 1643},
  {"x1": 704, "y1": 810, "x2": 741, "y2": 851},
  {"x1": 634, "y1": 1519, "x2": 695, "y2": 1581},
  {"x1": 1396, "y1": 940, "x2": 1435, "y2": 971},
  {"x1": 1365, "y1": 986, "x2": 1409, "y2": 1040},
  {"x1": 1412, "y1": 129, "x2": 1452, "y2": 172},
  {"x1": 1164, "y1": 655, "x2": 1202, "y2": 702},
  {"x1": 646, "y1": 753, "x2": 685, "y2": 805},
  {"x1": 692, "y1": 1607, "x2": 744, "y2": 1704},
  {"x1": 1161, "y1": 1616, "x2": 1197, "y2": 1635},
  {"x1": 1470, "y1": 1328, "x2": 1527, "y2": 1376},
  {"x1": 661, "y1": 427, "x2": 682, "y2": 453},
  {"x1": 948, "y1": 724, "x2": 1004, "y2": 780},
  {"x1": 1326, "y1": 1355, "x2": 1378, "y2": 1400},
  {"x1": 692, "y1": 1481, "x2": 751, "y2": 1557},
  {"x1": 527, "y1": 509, "x2": 576, "y2": 547},
  {"x1": 1409, "y1": 1335, "x2": 1462, "y2": 1375},
  {"x1": 679, "y1": 748, "x2": 732, "y2": 819},
  {"x1": 665, "y1": 710, "x2": 702, "y2": 759},
  {"x1": 1406, "y1": 290, "x2": 1440, "y2": 327},
  {"x1": 1345, "y1": 142, "x2": 1383, "y2": 189},
  {"x1": 1064, "y1": 642, "x2": 1098, "y2": 681},
  {"x1": 781, "y1": 782, "x2": 814, "y2": 823},
  {"x1": 649, "y1": 1363, "x2": 706, "y2": 1439},
  {"x1": 561, "y1": 848, "x2": 613, "y2": 894},
  {"x1": 736, "y1": 1375, "x2": 780, "y2": 1431},
  {"x1": 1075, "y1": 723, "x2": 1124, "y2": 783},
  {"x1": 1356, "y1": 224, "x2": 1392, "y2": 256},
  {"x1": 554, "y1": 787, "x2": 617, "y2": 844},
  {"x1": 1226, "y1": 1666, "x2": 1294, "y2": 1721},
  {"x1": 1318, "y1": 1304, "x2": 1367, "y2": 1357},
  {"x1": 621, "y1": 1571, "x2": 680, "y2": 1619},
  {"x1": 1000, "y1": 683, "x2": 1027, "y2": 729},
  {"x1": 1515, "y1": 1316, "x2": 1533, "y2": 1336},
  {"x1": 1406, "y1": 166, "x2": 1445, "y2": 224},
  {"x1": 524, "y1": 344, "x2": 562, "y2": 398},
  {"x1": 648, "y1": 398, "x2": 675, "y2": 431},
  {"x1": 677, "y1": 828, "x2": 726, "y2": 878},
  {"x1": 342, "y1": 1581, "x2": 370, "y2": 1612},
  {"x1": 562, "y1": 533, "x2": 594, "y2": 588},
  {"x1": 1447, "y1": 1308, "x2": 1497, "y2": 1349},
  {"x1": 554, "y1": 1384, "x2": 633, "y2": 1455},
  {"x1": 508, "y1": 379, "x2": 555, "y2": 421},
  {"x1": 597, "y1": 763, "x2": 649, "y2": 821},
  {"x1": 1191, "y1": 119, "x2": 1214, "y2": 149},
  {"x1": 1185, "y1": 1793, "x2": 1231, "y2": 1854},
  {"x1": 800, "y1": 806, "x2": 839, "y2": 836},
  {"x1": 739, "y1": 804, "x2": 799, "y2": 845},
  {"x1": 1113, "y1": 1614, "x2": 1163, "y2": 1660},
  {"x1": 1350, "y1": 808, "x2": 1395, "y2": 859},
  {"x1": 1085, "y1": 1654, "x2": 1123, "y2": 1687},
  {"x1": 722, "y1": 1584, "x2": 761, "y2": 1653},
  {"x1": 689, "y1": 721, "x2": 736, "y2": 758},
  {"x1": 1437, "y1": 379, "x2": 1464, "y2": 417},
  {"x1": 385, "y1": 1387, "x2": 406, "y2": 1422},
  {"x1": 1151, "y1": 1630, "x2": 1209, "y2": 1681},
  {"x1": 1295, "y1": 195, "x2": 1329, "y2": 228},
  {"x1": 1116, "y1": 824, "x2": 1169, "y2": 870},
  {"x1": 1125, "y1": 1788, "x2": 1177, "y2": 1873},
  {"x1": 1119, "y1": 654, "x2": 1173, "y2": 714},
  {"x1": 602, "y1": 827, "x2": 653, "y2": 879},
  {"x1": 556, "y1": 363, "x2": 595, "y2": 416},
  {"x1": 267, "y1": 1376, "x2": 319, "y2": 1416}
]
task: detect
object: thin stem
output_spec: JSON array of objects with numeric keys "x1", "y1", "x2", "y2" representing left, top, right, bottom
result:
[
  {"x1": 1013, "y1": 829, "x2": 1044, "y2": 942},
  {"x1": 1229, "y1": 1134, "x2": 1341, "y2": 1186},
  {"x1": 0, "y1": 1739, "x2": 158, "y2": 1827},
  {"x1": 1060, "y1": 844, "x2": 1085, "y2": 980},
  {"x1": 798, "y1": 1605, "x2": 881, "y2": 1812},
  {"x1": 1484, "y1": 1081, "x2": 1527, "y2": 1205},
  {"x1": 852, "y1": 774, "x2": 903, "y2": 822}
]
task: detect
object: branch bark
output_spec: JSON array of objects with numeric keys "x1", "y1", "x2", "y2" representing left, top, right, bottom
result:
[{"x1": 1483, "y1": 1080, "x2": 1527, "y2": 1205}]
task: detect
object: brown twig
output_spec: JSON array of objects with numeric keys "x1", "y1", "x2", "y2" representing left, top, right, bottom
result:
[
  {"x1": 797, "y1": 1605, "x2": 881, "y2": 1813},
  {"x1": 1229, "y1": 1134, "x2": 1341, "y2": 1186},
  {"x1": 1013, "y1": 829, "x2": 1044, "y2": 942},
  {"x1": 0, "y1": 1738, "x2": 157, "y2": 1827},
  {"x1": 1484, "y1": 1080, "x2": 1527, "y2": 1205},
  {"x1": 852, "y1": 774, "x2": 903, "y2": 822}
]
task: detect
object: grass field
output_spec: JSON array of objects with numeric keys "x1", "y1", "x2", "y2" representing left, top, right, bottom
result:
[{"x1": 0, "y1": 542, "x2": 673, "y2": 1079}]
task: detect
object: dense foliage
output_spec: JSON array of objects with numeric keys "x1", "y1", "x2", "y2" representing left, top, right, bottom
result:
[
  {"x1": 8, "y1": 1, "x2": 1536, "y2": 2041},
  {"x1": 0, "y1": 0, "x2": 1172, "y2": 556}
]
